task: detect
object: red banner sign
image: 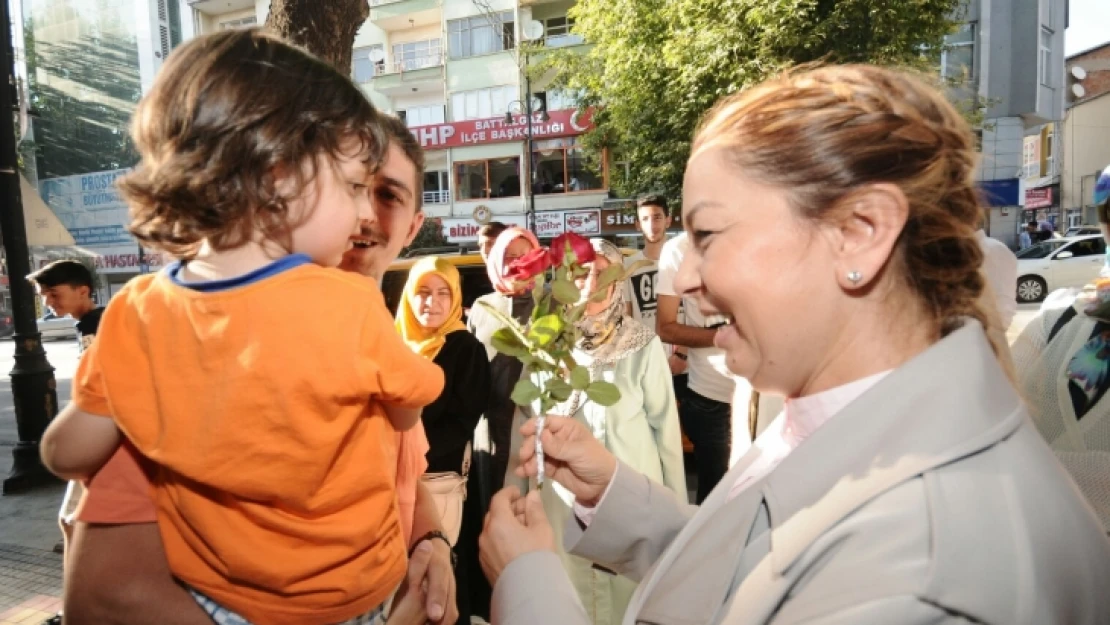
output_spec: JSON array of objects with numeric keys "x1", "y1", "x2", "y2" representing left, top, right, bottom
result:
[
  {"x1": 1025, "y1": 187, "x2": 1053, "y2": 209},
  {"x1": 409, "y1": 109, "x2": 593, "y2": 150}
]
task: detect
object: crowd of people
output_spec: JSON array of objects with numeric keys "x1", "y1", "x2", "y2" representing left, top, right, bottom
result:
[{"x1": 29, "y1": 25, "x2": 1110, "y2": 625}]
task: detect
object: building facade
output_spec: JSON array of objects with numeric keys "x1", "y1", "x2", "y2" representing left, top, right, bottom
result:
[
  {"x1": 1061, "y1": 42, "x2": 1110, "y2": 226},
  {"x1": 189, "y1": 0, "x2": 620, "y2": 246},
  {"x1": 946, "y1": 0, "x2": 1068, "y2": 247}
]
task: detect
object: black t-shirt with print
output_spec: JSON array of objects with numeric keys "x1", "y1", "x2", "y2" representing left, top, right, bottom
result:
[{"x1": 76, "y1": 307, "x2": 104, "y2": 353}]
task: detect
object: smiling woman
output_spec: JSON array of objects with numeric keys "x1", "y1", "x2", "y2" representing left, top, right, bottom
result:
[
  {"x1": 479, "y1": 65, "x2": 1110, "y2": 625},
  {"x1": 395, "y1": 256, "x2": 491, "y2": 624}
]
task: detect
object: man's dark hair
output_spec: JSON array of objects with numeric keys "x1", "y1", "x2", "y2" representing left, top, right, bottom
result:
[
  {"x1": 637, "y1": 194, "x2": 670, "y2": 217},
  {"x1": 479, "y1": 221, "x2": 509, "y2": 240},
  {"x1": 27, "y1": 260, "x2": 94, "y2": 292}
]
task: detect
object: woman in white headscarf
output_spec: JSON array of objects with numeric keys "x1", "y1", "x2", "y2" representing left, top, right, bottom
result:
[{"x1": 506, "y1": 238, "x2": 686, "y2": 625}]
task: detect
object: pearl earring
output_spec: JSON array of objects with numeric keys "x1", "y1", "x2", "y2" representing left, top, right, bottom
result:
[{"x1": 847, "y1": 270, "x2": 863, "y2": 284}]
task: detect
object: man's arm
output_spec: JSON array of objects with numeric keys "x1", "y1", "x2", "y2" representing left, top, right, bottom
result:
[
  {"x1": 64, "y1": 522, "x2": 212, "y2": 625},
  {"x1": 656, "y1": 295, "x2": 716, "y2": 348},
  {"x1": 40, "y1": 404, "x2": 121, "y2": 480},
  {"x1": 405, "y1": 481, "x2": 458, "y2": 624}
]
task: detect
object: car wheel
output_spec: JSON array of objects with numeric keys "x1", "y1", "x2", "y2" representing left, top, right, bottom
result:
[{"x1": 1016, "y1": 275, "x2": 1047, "y2": 303}]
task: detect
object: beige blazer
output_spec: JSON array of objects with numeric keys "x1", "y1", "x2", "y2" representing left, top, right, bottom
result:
[{"x1": 491, "y1": 322, "x2": 1110, "y2": 624}]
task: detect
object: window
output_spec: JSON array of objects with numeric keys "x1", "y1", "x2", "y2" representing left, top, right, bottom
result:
[
  {"x1": 448, "y1": 12, "x2": 514, "y2": 59},
  {"x1": 219, "y1": 15, "x2": 257, "y2": 30},
  {"x1": 392, "y1": 39, "x2": 442, "y2": 71},
  {"x1": 1039, "y1": 27, "x2": 1052, "y2": 86},
  {"x1": 424, "y1": 171, "x2": 450, "y2": 204},
  {"x1": 541, "y1": 89, "x2": 581, "y2": 112},
  {"x1": 401, "y1": 105, "x2": 445, "y2": 128},
  {"x1": 940, "y1": 23, "x2": 975, "y2": 81},
  {"x1": 1060, "y1": 238, "x2": 1106, "y2": 258},
  {"x1": 450, "y1": 85, "x2": 516, "y2": 121},
  {"x1": 455, "y1": 157, "x2": 521, "y2": 200},
  {"x1": 352, "y1": 45, "x2": 384, "y2": 83},
  {"x1": 531, "y1": 138, "x2": 604, "y2": 195},
  {"x1": 543, "y1": 16, "x2": 583, "y2": 48}
]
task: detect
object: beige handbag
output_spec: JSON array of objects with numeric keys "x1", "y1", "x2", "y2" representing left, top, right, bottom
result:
[{"x1": 419, "y1": 442, "x2": 470, "y2": 545}]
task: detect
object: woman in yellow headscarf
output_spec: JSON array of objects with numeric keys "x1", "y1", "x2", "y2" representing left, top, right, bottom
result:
[{"x1": 395, "y1": 256, "x2": 491, "y2": 624}]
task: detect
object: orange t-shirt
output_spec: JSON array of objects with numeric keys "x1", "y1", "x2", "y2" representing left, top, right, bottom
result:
[{"x1": 73, "y1": 258, "x2": 444, "y2": 625}]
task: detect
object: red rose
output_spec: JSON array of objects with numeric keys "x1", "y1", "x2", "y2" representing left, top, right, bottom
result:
[
  {"x1": 506, "y1": 248, "x2": 553, "y2": 282},
  {"x1": 550, "y1": 232, "x2": 596, "y2": 266}
]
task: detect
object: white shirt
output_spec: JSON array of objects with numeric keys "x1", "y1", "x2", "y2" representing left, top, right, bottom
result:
[
  {"x1": 977, "y1": 230, "x2": 1019, "y2": 329},
  {"x1": 656, "y1": 233, "x2": 735, "y2": 403},
  {"x1": 623, "y1": 250, "x2": 660, "y2": 332},
  {"x1": 726, "y1": 370, "x2": 890, "y2": 501}
]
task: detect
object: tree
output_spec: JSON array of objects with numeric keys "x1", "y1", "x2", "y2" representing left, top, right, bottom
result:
[
  {"x1": 534, "y1": 0, "x2": 964, "y2": 206},
  {"x1": 403, "y1": 218, "x2": 448, "y2": 255},
  {"x1": 266, "y1": 0, "x2": 370, "y2": 76}
]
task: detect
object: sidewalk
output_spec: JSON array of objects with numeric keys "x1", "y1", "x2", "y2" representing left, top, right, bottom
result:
[{"x1": 0, "y1": 451, "x2": 65, "y2": 625}]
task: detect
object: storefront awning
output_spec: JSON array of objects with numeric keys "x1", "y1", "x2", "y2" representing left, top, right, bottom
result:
[{"x1": 21, "y1": 174, "x2": 75, "y2": 246}]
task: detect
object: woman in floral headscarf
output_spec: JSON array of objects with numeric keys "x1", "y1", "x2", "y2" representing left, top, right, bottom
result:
[
  {"x1": 505, "y1": 238, "x2": 686, "y2": 625},
  {"x1": 1012, "y1": 163, "x2": 1110, "y2": 533}
]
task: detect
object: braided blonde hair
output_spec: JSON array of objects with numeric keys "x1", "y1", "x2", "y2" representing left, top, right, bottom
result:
[{"x1": 693, "y1": 65, "x2": 1008, "y2": 363}]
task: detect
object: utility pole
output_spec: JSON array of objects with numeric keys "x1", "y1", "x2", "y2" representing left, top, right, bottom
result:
[{"x1": 0, "y1": 0, "x2": 59, "y2": 494}]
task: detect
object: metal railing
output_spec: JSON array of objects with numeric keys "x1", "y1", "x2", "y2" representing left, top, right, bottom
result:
[
  {"x1": 423, "y1": 190, "x2": 450, "y2": 204},
  {"x1": 374, "y1": 53, "x2": 444, "y2": 77}
]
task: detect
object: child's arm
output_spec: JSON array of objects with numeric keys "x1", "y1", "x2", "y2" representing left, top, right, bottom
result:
[
  {"x1": 382, "y1": 402, "x2": 422, "y2": 432},
  {"x1": 41, "y1": 403, "x2": 122, "y2": 481}
]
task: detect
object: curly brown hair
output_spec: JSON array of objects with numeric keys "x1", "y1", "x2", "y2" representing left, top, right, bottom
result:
[
  {"x1": 693, "y1": 65, "x2": 995, "y2": 345},
  {"x1": 118, "y1": 28, "x2": 387, "y2": 258}
]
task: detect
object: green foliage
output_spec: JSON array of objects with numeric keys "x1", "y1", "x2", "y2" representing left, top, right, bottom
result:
[
  {"x1": 533, "y1": 0, "x2": 963, "y2": 209},
  {"x1": 403, "y1": 218, "x2": 448, "y2": 254}
]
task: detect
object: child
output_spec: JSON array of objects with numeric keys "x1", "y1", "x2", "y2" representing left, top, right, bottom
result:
[{"x1": 39, "y1": 29, "x2": 444, "y2": 625}]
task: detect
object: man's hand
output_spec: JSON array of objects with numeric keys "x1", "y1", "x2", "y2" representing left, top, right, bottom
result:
[
  {"x1": 479, "y1": 488, "x2": 555, "y2": 586},
  {"x1": 667, "y1": 353, "x2": 688, "y2": 376},
  {"x1": 393, "y1": 538, "x2": 458, "y2": 624}
]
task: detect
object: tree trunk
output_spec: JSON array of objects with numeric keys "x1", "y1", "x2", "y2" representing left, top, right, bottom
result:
[{"x1": 265, "y1": 0, "x2": 369, "y2": 75}]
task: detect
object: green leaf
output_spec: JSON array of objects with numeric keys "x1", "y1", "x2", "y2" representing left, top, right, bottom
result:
[
  {"x1": 547, "y1": 377, "x2": 573, "y2": 401},
  {"x1": 511, "y1": 378, "x2": 542, "y2": 406},
  {"x1": 551, "y1": 278, "x2": 582, "y2": 306},
  {"x1": 594, "y1": 263, "x2": 626, "y2": 290},
  {"x1": 566, "y1": 304, "x2": 587, "y2": 323},
  {"x1": 569, "y1": 365, "x2": 591, "y2": 390},
  {"x1": 490, "y1": 327, "x2": 530, "y2": 358},
  {"x1": 585, "y1": 380, "x2": 621, "y2": 407},
  {"x1": 527, "y1": 314, "x2": 565, "y2": 347}
]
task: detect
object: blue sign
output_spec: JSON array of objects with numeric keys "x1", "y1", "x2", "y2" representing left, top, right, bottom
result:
[
  {"x1": 39, "y1": 168, "x2": 133, "y2": 247},
  {"x1": 977, "y1": 178, "x2": 1020, "y2": 207}
]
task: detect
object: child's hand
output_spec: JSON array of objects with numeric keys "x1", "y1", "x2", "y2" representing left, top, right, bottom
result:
[{"x1": 41, "y1": 404, "x2": 121, "y2": 480}]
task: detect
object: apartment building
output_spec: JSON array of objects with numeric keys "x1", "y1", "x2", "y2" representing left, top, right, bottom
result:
[
  {"x1": 188, "y1": 0, "x2": 618, "y2": 246},
  {"x1": 1061, "y1": 42, "x2": 1110, "y2": 226},
  {"x1": 945, "y1": 0, "x2": 1068, "y2": 246}
]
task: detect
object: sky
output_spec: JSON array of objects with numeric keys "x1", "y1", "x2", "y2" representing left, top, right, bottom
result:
[{"x1": 1066, "y1": 0, "x2": 1110, "y2": 57}]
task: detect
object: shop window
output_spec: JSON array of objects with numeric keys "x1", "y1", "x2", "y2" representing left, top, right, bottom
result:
[
  {"x1": 531, "y1": 138, "x2": 603, "y2": 194},
  {"x1": 456, "y1": 157, "x2": 521, "y2": 200}
]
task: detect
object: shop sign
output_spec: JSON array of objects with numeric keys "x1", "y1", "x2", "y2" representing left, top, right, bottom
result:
[
  {"x1": 39, "y1": 168, "x2": 134, "y2": 247},
  {"x1": 1025, "y1": 187, "x2": 1053, "y2": 209},
  {"x1": 440, "y1": 215, "x2": 527, "y2": 243},
  {"x1": 601, "y1": 208, "x2": 637, "y2": 233},
  {"x1": 534, "y1": 212, "x2": 565, "y2": 238},
  {"x1": 564, "y1": 210, "x2": 600, "y2": 235},
  {"x1": 35, "y1": 246, "x2": 168, "y2": 275},
  {"x1": 410, "y1": 109, "x2": 594, "y2": 150}
]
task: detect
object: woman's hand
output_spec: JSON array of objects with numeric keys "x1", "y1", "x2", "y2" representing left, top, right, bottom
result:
[
  {"x1": 515, "y1": 416, "x2": 617, "y2": 506},
  {"x1": 479, "y1": 487, "x2": 555, "y2": 586}
]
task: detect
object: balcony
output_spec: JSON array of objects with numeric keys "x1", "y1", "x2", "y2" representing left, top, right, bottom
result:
[
  {"x1": 423, "y1": 190, "x2": 450, "y2": 205},
  {"x1": 370, "y1": 0, "x2": 440, "y2": 31},
  {"x1": 372, "y1": 54, "x2": 445, "y2": 96},
  {"x1": 188, "y1": 0, "x2": 255, "y2": 15}
]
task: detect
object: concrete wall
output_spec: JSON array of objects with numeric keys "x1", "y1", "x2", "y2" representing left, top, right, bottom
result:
[{"x1": 1061, "y1": 92, "x2": 1110, "y2": 211}]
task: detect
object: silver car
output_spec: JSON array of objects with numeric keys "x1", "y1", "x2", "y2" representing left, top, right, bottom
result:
[{"x1": 37, "y1": 312, "x2": 77, "y2": 341}]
